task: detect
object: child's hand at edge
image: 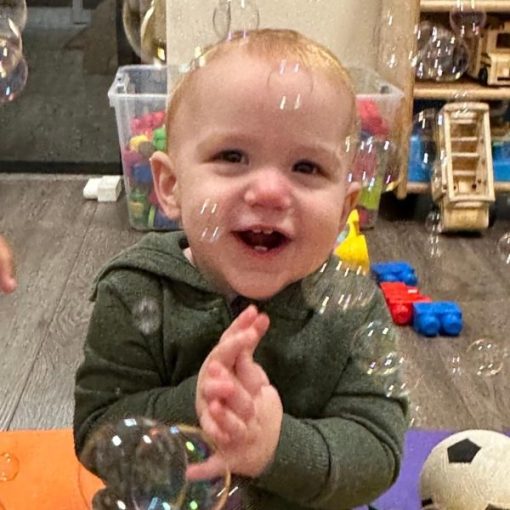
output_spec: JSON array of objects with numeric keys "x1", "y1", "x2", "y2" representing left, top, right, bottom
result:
[
  {"x1": 191, "y1": 305, "x2": 283, "y2": 480},
  {"x1": 0, "y1": 235, "x2": 16, "y2": 294}
]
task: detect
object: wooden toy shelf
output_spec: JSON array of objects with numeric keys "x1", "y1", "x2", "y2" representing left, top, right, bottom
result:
[{"x1": 397, "y1": 0, "x2": 510, "y2": 198}]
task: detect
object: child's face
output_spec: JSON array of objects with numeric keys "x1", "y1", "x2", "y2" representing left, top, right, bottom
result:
[{"x1": 153, "y1": 49, "x2": 359, "y2": 300}]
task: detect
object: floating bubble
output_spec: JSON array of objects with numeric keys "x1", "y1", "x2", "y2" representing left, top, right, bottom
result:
[
  {"x1": 130, "y1": 424, "x2": 189, "y2": 510},
  {"x1": 427, "y1": 235, "x2": 443, "y2": 259},
  {"x1": 0, "y1": 49, "x2": 27, "y2": 103},
  {"x1": 466, "y1": 338, "x2": 504, "y2": 377},
  {"x1": 449, "y1": 5, "x2": 487, "y2": 38},
  {"x1": 303, "y1": 259, "x2": 376, "y2": 315},
  {"x1": 415, "y1": 23, "x2": 470, "y2": 81},
  {"x1": 200, "y1": 199, "x2": 222, "y2": 243},
  {"x1": 169, "y1": 425, "x2": 230, "y2": 510},
  {"x1": 425, "y1": 208, "x2": 442, "y2": 234},
  {"x1": 140, "y1": 0, "x2": 166, "y2": 64},
  {"x1": 267, "y1": 60, "x2": 314, "y2": 111},
  {"x1": 351, "y1": 320, "x2": 403, "y2": 376},
  {"x1": 448, "y1": 354, "x2": 463, "y2": 376},
  {"x1": 0, "y1": 451, "x2": 19, "y2": 481},
  {"x1": 132, "y1": 297, "x2": 162, "y2": 335},
  {"x1": 497, "y1": 232, "x2": 510, "y2": 264},
  {"x1": 122, "y1": 0, "x2": 148, "y2": 58},
  {"x1": 79, "y1": 417, "x2": 188, "y2": 510},
  {"x1": 213, "y1": 0, "x2": 259, "y2": 40},
  {"x1": 411, "y1": 109, "x2": 438, "y2": 182},
  {"x1": 0, "y1": 1, "x2": 27, "y2": 32}
]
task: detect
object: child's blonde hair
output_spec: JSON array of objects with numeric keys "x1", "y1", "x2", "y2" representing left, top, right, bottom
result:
[{"x1": 165, "y1": 29, "x2": 358, "y2": 152}]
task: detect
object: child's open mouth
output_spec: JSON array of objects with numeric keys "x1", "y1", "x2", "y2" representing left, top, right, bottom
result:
[{"x1": 235, "y1": 229, "x2": 289, "y2": 253}]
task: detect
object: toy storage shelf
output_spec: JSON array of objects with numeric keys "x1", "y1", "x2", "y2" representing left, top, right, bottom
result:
[
  {"x1": 415, "y1": 81, "x2": 510, "y2": 100},
  {"x1": 421, "y1": 0, "x2": 510, "y2": 13},
  {"x1": 398, "y1": 0, "x2": 510, "y2": 197}
]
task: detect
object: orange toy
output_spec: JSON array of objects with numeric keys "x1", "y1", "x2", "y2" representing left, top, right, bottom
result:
[{"x1": 0, "y1": 429, "x2": 103, "y2": 510}]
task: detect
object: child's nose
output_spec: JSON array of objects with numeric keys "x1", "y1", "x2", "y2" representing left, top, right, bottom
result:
[{"x1": 244, "y1": 167, "x2": 292, "y2": 210}]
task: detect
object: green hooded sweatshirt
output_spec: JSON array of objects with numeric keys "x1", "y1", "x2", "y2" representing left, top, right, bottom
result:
[{"x1": 74, "y1": 231, "x2": 407, "y2": 510}]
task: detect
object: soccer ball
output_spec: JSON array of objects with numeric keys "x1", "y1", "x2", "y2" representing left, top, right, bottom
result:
[{"x1": 420, "y1": 429, "x2": 510, "y2": 510}]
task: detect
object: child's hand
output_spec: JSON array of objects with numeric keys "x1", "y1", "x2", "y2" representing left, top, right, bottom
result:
[
  {"x1": 195, "y1": 305, "x2": 269, "y2": 432},
  {"x1": 0, "y1": 235, "x2": 16, "y2": 294},
  {"x1": 192, "y1": 305, "x2": 283, "y2": 480}
]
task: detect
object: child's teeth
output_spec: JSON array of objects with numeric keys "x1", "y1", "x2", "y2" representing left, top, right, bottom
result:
[
  {"x1": 262, "y1": 229, "x2": 273, "y2": 234},
  {"x1": 254, "y1": 245, "x2": 268, "y2": 252},
  {"x1": 253, "y1": 228, "x2": 262, "y2": 234}
]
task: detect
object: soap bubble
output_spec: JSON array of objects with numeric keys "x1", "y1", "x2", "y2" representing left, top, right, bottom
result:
[
  {"x1": 411, "y1": 109, "x2": 438, "y2": 182},
  {"x1": 303, "y1": 259, "x2": 376, "y2": 315},
  {"x1": 132, "y1": 297, "x2": 162, "y2": 335},
  {"x1": 466, "y1": 338, "x2": 505, "y2": 377},
  {"x1": 140, "y1": 0, "x2": 166, "y2": 64},
  {"x1": 79, "y1": 417, "x2": 188, "y2": 510},
  {"x1": 0, "y1": 451, "x2": 19, "y2": 481},
  {"x1": 122, "y1": 0, "x2": 150, "y2": 58},
  {"x1": 449, "y1": 5, "x2": 487, "y2": 38},
  {"x1": 169, "y1": 425, "x2": 230, "y2": 510},
  {"x1": 351, "y1": 320, "x2": 403, "y2": 376},
  {"x1": 200, "y1": 199, "x2": 222, "y2": 243},
  {"x1": 213, "y1": 0, "x2": 260, "y2": 40},
  {"x1": 497, "y1": 232, "x2": 510, "y2": 264},
  {"x1": 0, "y1": 0, "x2": 27, "y2": 32},
  {"x1": 0, "y1": 15, "x2": 28, "y2": 104},
  {"x1": 425, "y1": 208, "x2": 442, "y2": 234},
  {"x1": 267, "y1": 60, "x2": 314, "y2": 111},
  {"x1": 414, "y1": 23, "x2": 470, "y2": 81}
]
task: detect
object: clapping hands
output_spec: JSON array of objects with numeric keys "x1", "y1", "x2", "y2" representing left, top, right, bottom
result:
[{"x1": 190, "y1": 305, "x2": 282, "y2": 480}]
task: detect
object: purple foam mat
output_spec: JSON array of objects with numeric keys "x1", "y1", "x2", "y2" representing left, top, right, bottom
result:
[{"x1": 355, "y1": 429, "x2": 509, "y2": 510}]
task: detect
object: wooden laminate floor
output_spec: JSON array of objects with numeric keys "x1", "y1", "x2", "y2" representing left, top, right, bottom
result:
[{"x1": 0, "y1": 175, "x2": 509, "y2": 432}]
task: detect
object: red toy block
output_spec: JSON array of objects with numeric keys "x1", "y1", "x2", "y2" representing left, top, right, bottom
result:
[{"x1": 380, "y1": 282, "x2": 432, "y2": 325}]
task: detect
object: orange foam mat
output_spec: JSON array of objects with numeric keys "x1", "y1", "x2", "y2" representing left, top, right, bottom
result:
[{"x1": 0, "y1": 429, "x2": 103, "y2": 510}]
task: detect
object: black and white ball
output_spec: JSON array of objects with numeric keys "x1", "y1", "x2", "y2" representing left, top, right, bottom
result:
[{"x1": 420, "y1": 429, "x2": 510, "y2": 510}]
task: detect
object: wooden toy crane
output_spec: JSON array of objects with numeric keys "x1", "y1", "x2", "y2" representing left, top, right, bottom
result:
[{"x1": 431, "y1": 102, "x2": 495, "y2": 232}]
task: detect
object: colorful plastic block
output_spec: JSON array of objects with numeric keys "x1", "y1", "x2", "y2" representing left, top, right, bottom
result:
[
  {"x1": 412, "y1": 301, "x2": 463, "y2": 337},
  {"x1": 371, "y1": 261, "x2": 418, "y2": 286},
  {"x1": 380, "y1": 282, "x2": 432, "y2": 325}
]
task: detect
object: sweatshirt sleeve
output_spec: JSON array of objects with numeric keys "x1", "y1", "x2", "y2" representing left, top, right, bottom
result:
[
  {"x1": 73, "y1": 279, "x2": 199, "y2": 460},
  {"x1": 255, "y1": 290, "x2": 408, "y2": 510}
]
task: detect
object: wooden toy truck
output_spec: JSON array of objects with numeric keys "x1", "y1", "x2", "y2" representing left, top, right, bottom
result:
[{"x1": 467, "y1": 21, "x2": 510, "y2": 86}]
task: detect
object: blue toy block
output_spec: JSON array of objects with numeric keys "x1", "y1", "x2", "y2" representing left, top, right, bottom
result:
[
  {"x1": 412, "y1": 301, "x2": 463, "y2": 337},
  {"x1": 371, "y1": 261, "x2": 418, "y2": 286},
  {"x1": 132, "y1": 162, "x2": 153, "y2": 185}
]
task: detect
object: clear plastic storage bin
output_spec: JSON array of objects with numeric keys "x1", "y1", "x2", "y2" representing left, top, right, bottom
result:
[
  {"x1": 108, "y1": 65, "x2": 180, "y2": 231},
  {"x1": 109, "y1": 65, "x2": 403, "y2": 231},
  {"x1": 350, "y1": 68, "x2": 404, "y2": 229}
]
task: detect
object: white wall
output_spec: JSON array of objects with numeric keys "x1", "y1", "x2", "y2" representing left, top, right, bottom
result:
[{"x1": 166, "y1": 0, "x2": 382, "y2": 69}]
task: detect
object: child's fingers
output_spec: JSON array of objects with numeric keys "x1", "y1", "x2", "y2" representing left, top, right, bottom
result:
[
  {"x1": 243, "y1": 313, "x2": 270, "y2": 358},
  {"x1": 208, "y1": 399, "x2": 248, "y2": 444},
  {"x1": 220, "y1": 304, "x2": 258, "y2": 341},
  {"x1": 186, "y1": 453, "x2": 228, "y2": 482},
  {"x1": 199, "y1": 406, "x2": 231, "y2": 445},
  {"x1": 235, "y1": 351, "x2": 270, "y2": 396},
  {"x1": 204, "y1": 362, "x2": 255, "y2": 420}
]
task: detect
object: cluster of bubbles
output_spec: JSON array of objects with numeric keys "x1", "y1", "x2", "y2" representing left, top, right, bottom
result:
[
  {"x1": 411, "y1": 2, "x2": 487, "y2": 82},
  {"x1": 79, "y1": 418, "x2": 231, "y2": 510},
  {"x1": 0, "y1": 0, "x2": 28, "y2": 103},
  {"x1": 424, "y1": 208, "x2": 443, "y2": 259}
]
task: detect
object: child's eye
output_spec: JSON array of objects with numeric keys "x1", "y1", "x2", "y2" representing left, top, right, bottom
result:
[
  {"x1": 293, "y1": 160, "x2": 321, "y2": 175},
  {"x1": 214, "y1": 150, "x2": 248, "y2": 164}
]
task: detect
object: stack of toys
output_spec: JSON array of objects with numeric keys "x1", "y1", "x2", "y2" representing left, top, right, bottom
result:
[{"x1": 371, "y1": 261, "x2": 463, "y2": 337}]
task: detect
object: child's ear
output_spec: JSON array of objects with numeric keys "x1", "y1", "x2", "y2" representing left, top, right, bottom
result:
[
  {"x1": 338, "y1": 182, "x2": 361, "y2": 232},
  {"x1": 151, "y1": 151, "x2": 181, "y2": 219}
]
